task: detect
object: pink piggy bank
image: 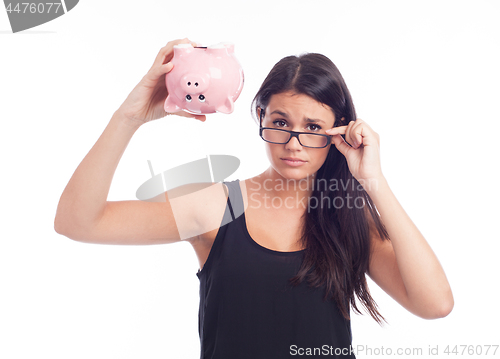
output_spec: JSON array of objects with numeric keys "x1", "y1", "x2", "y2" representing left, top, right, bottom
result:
[{"x1": 164, "y1": 43, "x2": 244, "y2": 115}]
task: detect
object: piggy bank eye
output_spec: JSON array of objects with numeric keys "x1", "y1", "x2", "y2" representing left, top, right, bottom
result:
[
  {"x1": 186, "y1": 95, "x2": 192, "y2": 102},
  {"x1": 198, "y1": 95, "x2": 206, "y2": 102}
]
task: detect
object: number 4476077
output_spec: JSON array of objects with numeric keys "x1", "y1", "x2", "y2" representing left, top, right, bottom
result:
[
  {"x1": 5, "y1": 3, "x2": 62, "y2": 14},
  {"x1": 444, "y1": 345, "x2": 498, "y2": 356}
]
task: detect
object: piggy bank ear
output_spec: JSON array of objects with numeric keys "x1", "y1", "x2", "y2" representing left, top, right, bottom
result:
[
  {"x1": 164, "y1": 96, "x2": 181, "y2": 113},
  {"x1": 223, "y1": 43, "x2": 235, "y2": 53},
  {"x1": 216, "y1": 97, "x2": 234, "y2": 114}
]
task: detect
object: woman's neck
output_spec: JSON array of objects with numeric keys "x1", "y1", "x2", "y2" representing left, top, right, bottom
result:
[{"x1": 245, "y1": 168, "x2": 315, "y2": 211}]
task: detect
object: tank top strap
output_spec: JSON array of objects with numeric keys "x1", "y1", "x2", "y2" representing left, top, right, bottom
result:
[
  {"x1": 196, "y1": 179, "x2": 242, "y2": 278},
  {"x1": 222, "y1": 179, "x2": 244, "y2": 224}
]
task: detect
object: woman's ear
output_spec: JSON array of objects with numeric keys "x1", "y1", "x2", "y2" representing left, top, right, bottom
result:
[{"x1": 257, "y1": 107, "x2": 264, "y2": 126}]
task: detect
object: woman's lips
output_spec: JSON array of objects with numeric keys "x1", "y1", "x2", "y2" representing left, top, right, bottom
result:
[{"x1": 281, "y1": 158, "x2": 307, "y2": 166}]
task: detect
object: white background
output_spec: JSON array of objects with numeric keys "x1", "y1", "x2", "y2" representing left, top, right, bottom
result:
[{"x1": 1, "y1": 1, "x2": 499, "y2": 358}]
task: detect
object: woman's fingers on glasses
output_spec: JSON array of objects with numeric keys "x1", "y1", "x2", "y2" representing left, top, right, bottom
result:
[{"x1": 325, "y1": 126, "x2": 348, "y2": 136}]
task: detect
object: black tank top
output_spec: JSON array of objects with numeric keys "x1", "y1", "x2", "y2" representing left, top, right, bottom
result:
[{"x1": 196, "y1": 179, "x2": 355, "y2": 359}]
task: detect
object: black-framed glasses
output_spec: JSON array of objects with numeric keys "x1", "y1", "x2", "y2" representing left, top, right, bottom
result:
[{"x1": 259, "y1": 110, "x2": 332, "y2": 149}]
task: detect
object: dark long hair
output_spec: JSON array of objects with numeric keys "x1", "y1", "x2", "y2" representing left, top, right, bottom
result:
[{"x1": 252, "y1": 53, "x2": 390, "y2": 324}]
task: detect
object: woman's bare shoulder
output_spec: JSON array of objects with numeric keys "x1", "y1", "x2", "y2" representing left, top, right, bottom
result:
[{"x1": 170, "y1": 182, "x2": 230, "y2": 242}]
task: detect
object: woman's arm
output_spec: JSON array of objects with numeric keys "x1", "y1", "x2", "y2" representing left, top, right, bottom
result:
[
  {"x1": 54, "y1": 38, "x2": 207, "y2": 244},
  {"x1": 54, "y1": 111, "x2": 141, "y2": 240},
  {"x1": 327, "y1": 119, "x2": 453, "y2": 319},
  {"x1": 366, "y1": 177, "x2": 454, "y2": 319}
]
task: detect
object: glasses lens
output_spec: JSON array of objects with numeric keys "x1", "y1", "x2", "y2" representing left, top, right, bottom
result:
[
  {"x1": 262, "y1": 129, "x2": 290, "y2": 143},
  {"x1": 299, "y1": 134, "x2": 328, "y2": 148}
]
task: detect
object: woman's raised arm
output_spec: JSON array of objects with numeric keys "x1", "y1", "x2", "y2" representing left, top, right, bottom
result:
[{"x1": 54, "y1": 38, "x2": 209, "y2": 245}]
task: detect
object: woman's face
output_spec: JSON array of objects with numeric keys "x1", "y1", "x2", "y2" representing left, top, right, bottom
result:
[{"x1": 260, "y1": 91, "x2": 336, "y2": 182}]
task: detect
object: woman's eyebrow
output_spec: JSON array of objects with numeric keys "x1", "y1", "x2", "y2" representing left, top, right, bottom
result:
[
  {"x1": 270, "y1": 110, "x2": 325, "y2": 124},
  {"x1": 305, "y1": 118, "x2": 325, "y2": 124},
  {"x1": 270, "y1": 110, "x2": 289, "y2": 118}
]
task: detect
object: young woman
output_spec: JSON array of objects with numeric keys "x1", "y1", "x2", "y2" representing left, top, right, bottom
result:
[{"x1": 55, "y1": 38, "x2": 454, "y2": 358}]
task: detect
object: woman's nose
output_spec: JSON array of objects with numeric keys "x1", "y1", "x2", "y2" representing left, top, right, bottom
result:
[{"x1": 285, "y1": 135, "x2": 302, "y2": 150}]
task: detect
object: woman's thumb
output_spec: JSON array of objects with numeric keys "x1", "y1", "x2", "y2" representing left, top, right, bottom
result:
[
  {"x1": 144, "y1": 62, "x2": 173, "y2": 84},
  {"x1": 162, "y1": 62, "x2": 174, "y2": 74}
]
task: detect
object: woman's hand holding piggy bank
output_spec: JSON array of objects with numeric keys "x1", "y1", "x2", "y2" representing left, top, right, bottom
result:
[
  {"x1": 116, "y1": 38, "x2": 207, "y2": 126},
  {"x1": 164, "y1": 43, "x2": 244, "y2": 115}
]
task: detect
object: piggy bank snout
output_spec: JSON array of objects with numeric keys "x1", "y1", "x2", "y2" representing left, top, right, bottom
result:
[{"x1": 180, "y1": 74, "x2": 210, "y2": 94}]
